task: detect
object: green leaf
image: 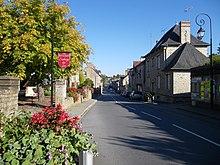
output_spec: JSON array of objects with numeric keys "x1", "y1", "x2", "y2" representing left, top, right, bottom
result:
[
  {"x1": 33, "y1": 146, "x2": 43, "y2": 160},
  {"x1": 22, "y1": 137, "x2": 29, "y2": 146},
  {"x1": 11, "y1": 159, "x2": 19, "y2": 165},
  {"x1": 13, "y1": 141, "x2": 21, "y2": 149},
  {"x1": 52, "y1": 139, "x2": 61, "y2": 148},
  {"x1": 48, "y1": 160, "x2": 54, "y2": 165},
  {"x1": 22, "y1": 159, "x2": 31, "y2": 165},
  {"x1": 3, "y1": 151, "x2": 14, "y2": 162}
]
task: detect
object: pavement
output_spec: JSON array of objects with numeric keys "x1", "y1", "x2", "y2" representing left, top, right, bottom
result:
[
  {"x1": 151, "y1": 102, "x2": 220, "y2": 121},
  {"x1": 18, "y1": 96, "x2": 98, "y2": 119},
  {"x1": 18, "y1": 94, "x2": 220, "y2": 121},
  {"x1": 67, "y1": 98, "x2": 97, "y2": 118}
]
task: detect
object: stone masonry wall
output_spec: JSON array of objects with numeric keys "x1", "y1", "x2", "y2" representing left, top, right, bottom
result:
[
  {"x1": 0, "y1": 76, "x2": 20, "y2": 114},
  {"x1": 173, "y1": 72, "x2": 191, "y2": 95}
]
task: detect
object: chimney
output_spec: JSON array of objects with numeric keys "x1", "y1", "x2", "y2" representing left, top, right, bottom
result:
[{"x1": 180, "y1": 21, "x2": 191, "y2": 44}]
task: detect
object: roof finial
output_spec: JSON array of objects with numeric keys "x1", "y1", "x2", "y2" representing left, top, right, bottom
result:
[{"x1": 184, "y1": 6, "x2": 193, "y2": 21}]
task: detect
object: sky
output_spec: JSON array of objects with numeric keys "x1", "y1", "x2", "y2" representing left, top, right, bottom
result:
[{"x1": 60, "y1": 0, "x2": 220, "y2": 76}]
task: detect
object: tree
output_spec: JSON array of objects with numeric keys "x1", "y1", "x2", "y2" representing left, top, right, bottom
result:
[
  {"x1": 213, "y1": 54, "x2": 220, "y2": 65},
  {"x1": 217, "y1": 43, "x2": 220, "y2": 55},
  {"x1": 101, "y1": 74, "x2": 109, "y2": 86},
  {"x1": 0, "y1": 0, "x2": 90, "y2": 83}
]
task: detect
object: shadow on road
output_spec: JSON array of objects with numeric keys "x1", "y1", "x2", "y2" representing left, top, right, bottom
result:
[{"x1": 97, "y1": 93, "x2": 220, "y2": 164}]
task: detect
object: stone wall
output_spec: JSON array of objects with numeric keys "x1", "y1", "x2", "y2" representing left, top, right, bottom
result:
[
  {"x1": 55, "y1": 79, "x2": 67, "y2": 106},
  {"x1": 173, "y1": 72, "x2": 191, "y2": 94},
  {"x1": 0, "y1": 76, "x2": 20, "y2": 114}
]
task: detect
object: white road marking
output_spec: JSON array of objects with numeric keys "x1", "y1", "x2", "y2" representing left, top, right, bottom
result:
[
  {"x1": 126, "y1": 106, "x2": 136, "y2": 110},
  {"x1": 126, "y1": 106, "x2": 162, "y2": 121},
  {"x1": 142, "y1": 111, "x2": 162, "y2": 120},
  {"x1": 172, "y1": 124, "x2": 220, "y2": 147},
  {"x1": 80, "y1": 100, "x2": 97, "y2": 118}
]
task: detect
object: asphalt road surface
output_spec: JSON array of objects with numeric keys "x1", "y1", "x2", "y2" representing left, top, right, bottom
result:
[{"x1": 82, "y1": 91, "x2": 220, "y2": 165}]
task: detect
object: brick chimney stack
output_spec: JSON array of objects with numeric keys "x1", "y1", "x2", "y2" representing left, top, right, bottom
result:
[{"x1": 180, "y1": 21, "x2": 191, "y2": 44}]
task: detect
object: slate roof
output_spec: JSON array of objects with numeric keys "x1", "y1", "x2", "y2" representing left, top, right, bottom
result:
[
  {"x1": 191, "y1": 64, "x2": 220, "y2": 76},
  {"x1": 163, "y1": 42, "x2": 209, "y2": 71},
  {"x1": 143, "y1": 24, "x2": 209, "y2": 58}
]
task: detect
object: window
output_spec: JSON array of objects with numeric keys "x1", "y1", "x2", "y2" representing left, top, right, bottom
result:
[
  {"x1": 166, "y1": 74, "x2": 171, "y2": 90},
  {"x1": 157, "y1": 76, "x2": 160, "y2": 89},
  {"x1": 157, "y1": 56, "x2": 161, "y2": 69}
]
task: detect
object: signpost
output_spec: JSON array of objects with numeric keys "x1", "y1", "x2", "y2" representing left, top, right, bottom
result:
[{"x1": 58, "y1": 52, "x2": 71, "y2": 69}]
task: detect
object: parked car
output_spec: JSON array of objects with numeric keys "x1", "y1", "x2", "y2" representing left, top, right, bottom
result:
[
  {"x1": 25, "y1": 86, "x2": 38, "y2": 97},
  {"x1": 129, "y1": 91, "x2": 143, "y2": 100},
  {"x1": 125, "y1": 91, "x2": 132, "y2": 98}
]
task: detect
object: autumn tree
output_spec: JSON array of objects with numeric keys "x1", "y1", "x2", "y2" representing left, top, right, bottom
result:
[{"x1": 0, "y1": 0, "x2": 90, "y2": 84}]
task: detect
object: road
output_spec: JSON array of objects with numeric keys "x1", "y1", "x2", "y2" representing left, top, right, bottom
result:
[{"x1": 82, "y1": 92, "x2": 220, "y2": 165}]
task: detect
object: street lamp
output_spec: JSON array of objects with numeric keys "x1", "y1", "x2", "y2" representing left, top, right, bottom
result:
[
  {"x1": 50, "y1": 0, "x2": 55, "y2": 107},
  {"x1": 196, "y1": 27, "x2": 205, "y2": 40},
  {"x1": 195, "y1": 13, "x2": 214, "y2": 109}
]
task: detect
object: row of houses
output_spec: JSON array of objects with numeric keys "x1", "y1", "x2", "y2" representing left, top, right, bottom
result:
[
  {"x1": 69, "y1": 62, "x2": 102, "y2": 90},
  {"x1": 118, "y1": 20, "x2": 220, "y2": 108}
]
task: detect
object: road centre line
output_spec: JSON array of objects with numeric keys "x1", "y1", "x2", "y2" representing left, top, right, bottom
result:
[
  {"x1": 125, "y1": 105, "x2": 136, "y2": 110},
  {"x1": 111, "y1": 95, "x2": 162, "y2": 121},
  {"x1": 142, "y1": 111, "x2": 162, "y2": 121},
  {"x1": 125, "y1": 106, "x2": 162, "y2": 121},
  {"x1": 172, "y1": 124, "x2": 220, "y2": 147}
]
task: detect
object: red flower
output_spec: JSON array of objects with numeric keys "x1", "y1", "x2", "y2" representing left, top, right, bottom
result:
[
  {"x1": 68, "y1": 116, "x2": 80, "y2": 127},
  {"x1": 57, "y1": 111, "x2": 69, "y2": 124},
  {"x1": 30, "y1": 104, "x2": 82, "y2": 131},
  {"x1": 31, "y1": 112, "x2": 48, "y2": 125}
]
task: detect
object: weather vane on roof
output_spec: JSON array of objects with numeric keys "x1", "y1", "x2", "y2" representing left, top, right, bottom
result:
[{"x1": 184, "y1": 6, "x2": 193, "y2": 21}]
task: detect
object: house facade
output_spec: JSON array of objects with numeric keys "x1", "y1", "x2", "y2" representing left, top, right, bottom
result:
[
  {"x1": 191, "y1": 64, "x2": 220, "y2": 109},
  {"x1": 128, "y1": 61, "x2": 145, "y2": 92},
  {"x1": 119, "y1": 74, "x2": 129, "y2": 94},
  {"x1": 84, "y1": 62, "x2": 102, "y2": 89},
  {"x1": 68, "y1": 73, "x2": 80, "y2": 88},
  {"x1": 141, "y1": 21, "x2": 209, "y2": 102}
]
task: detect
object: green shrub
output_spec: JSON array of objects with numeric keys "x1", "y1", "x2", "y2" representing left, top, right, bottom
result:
[{"x1": 0, "y1": 105, "x2": 96, "y2": 164}]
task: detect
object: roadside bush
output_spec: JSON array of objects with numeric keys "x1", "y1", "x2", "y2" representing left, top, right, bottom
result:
[
  {"x1": 0, "y1": 105, "x2": 96, "y2": 164},
  {"x1": 77, "y1": 88, "x2": 87, "y2": 99},
  {"x1": 67, "y1": 87, "x2": 80, "y2": 102}
]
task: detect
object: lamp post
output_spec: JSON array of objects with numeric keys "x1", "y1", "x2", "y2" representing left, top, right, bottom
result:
[
  {"x1": 195, "y1": 13, "x2": 214, "y2": 109},
  {"x1": 50, "y1": 0, "x2": 55, "y2": 107}
]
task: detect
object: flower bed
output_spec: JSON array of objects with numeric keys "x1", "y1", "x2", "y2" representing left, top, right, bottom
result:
[{"x1": 0, "y1": 104, "x2": 96, "y2": 164}]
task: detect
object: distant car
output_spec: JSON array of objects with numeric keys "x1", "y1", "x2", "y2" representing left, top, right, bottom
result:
[{"x1": 130, "y1": 91, "x2": 143, "y2": 100}]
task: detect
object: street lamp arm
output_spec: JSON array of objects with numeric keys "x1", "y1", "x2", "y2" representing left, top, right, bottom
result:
[{"x1": 195, "y1": 13, "x2": 211, "y2": 27}]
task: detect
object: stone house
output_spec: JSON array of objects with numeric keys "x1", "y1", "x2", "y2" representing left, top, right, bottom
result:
[
  {"x1": 84, "y1": 62, "x2": 102, "y2": 89},
  {"x1": 142, "y1": 21, "x2": 209, "y2": 102},
  {"x1": 119, "y1": 74, "x2": 130, "y2": 93},
  {"x1": 68, "y1": 73, "x2": 80, "y2": 88},
  {"x1": 128, "y1": 60, "x2": 145, "y2": 92},
  {"x1": 191, "y1": 64, "x2": 220, "y2": 109}
]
